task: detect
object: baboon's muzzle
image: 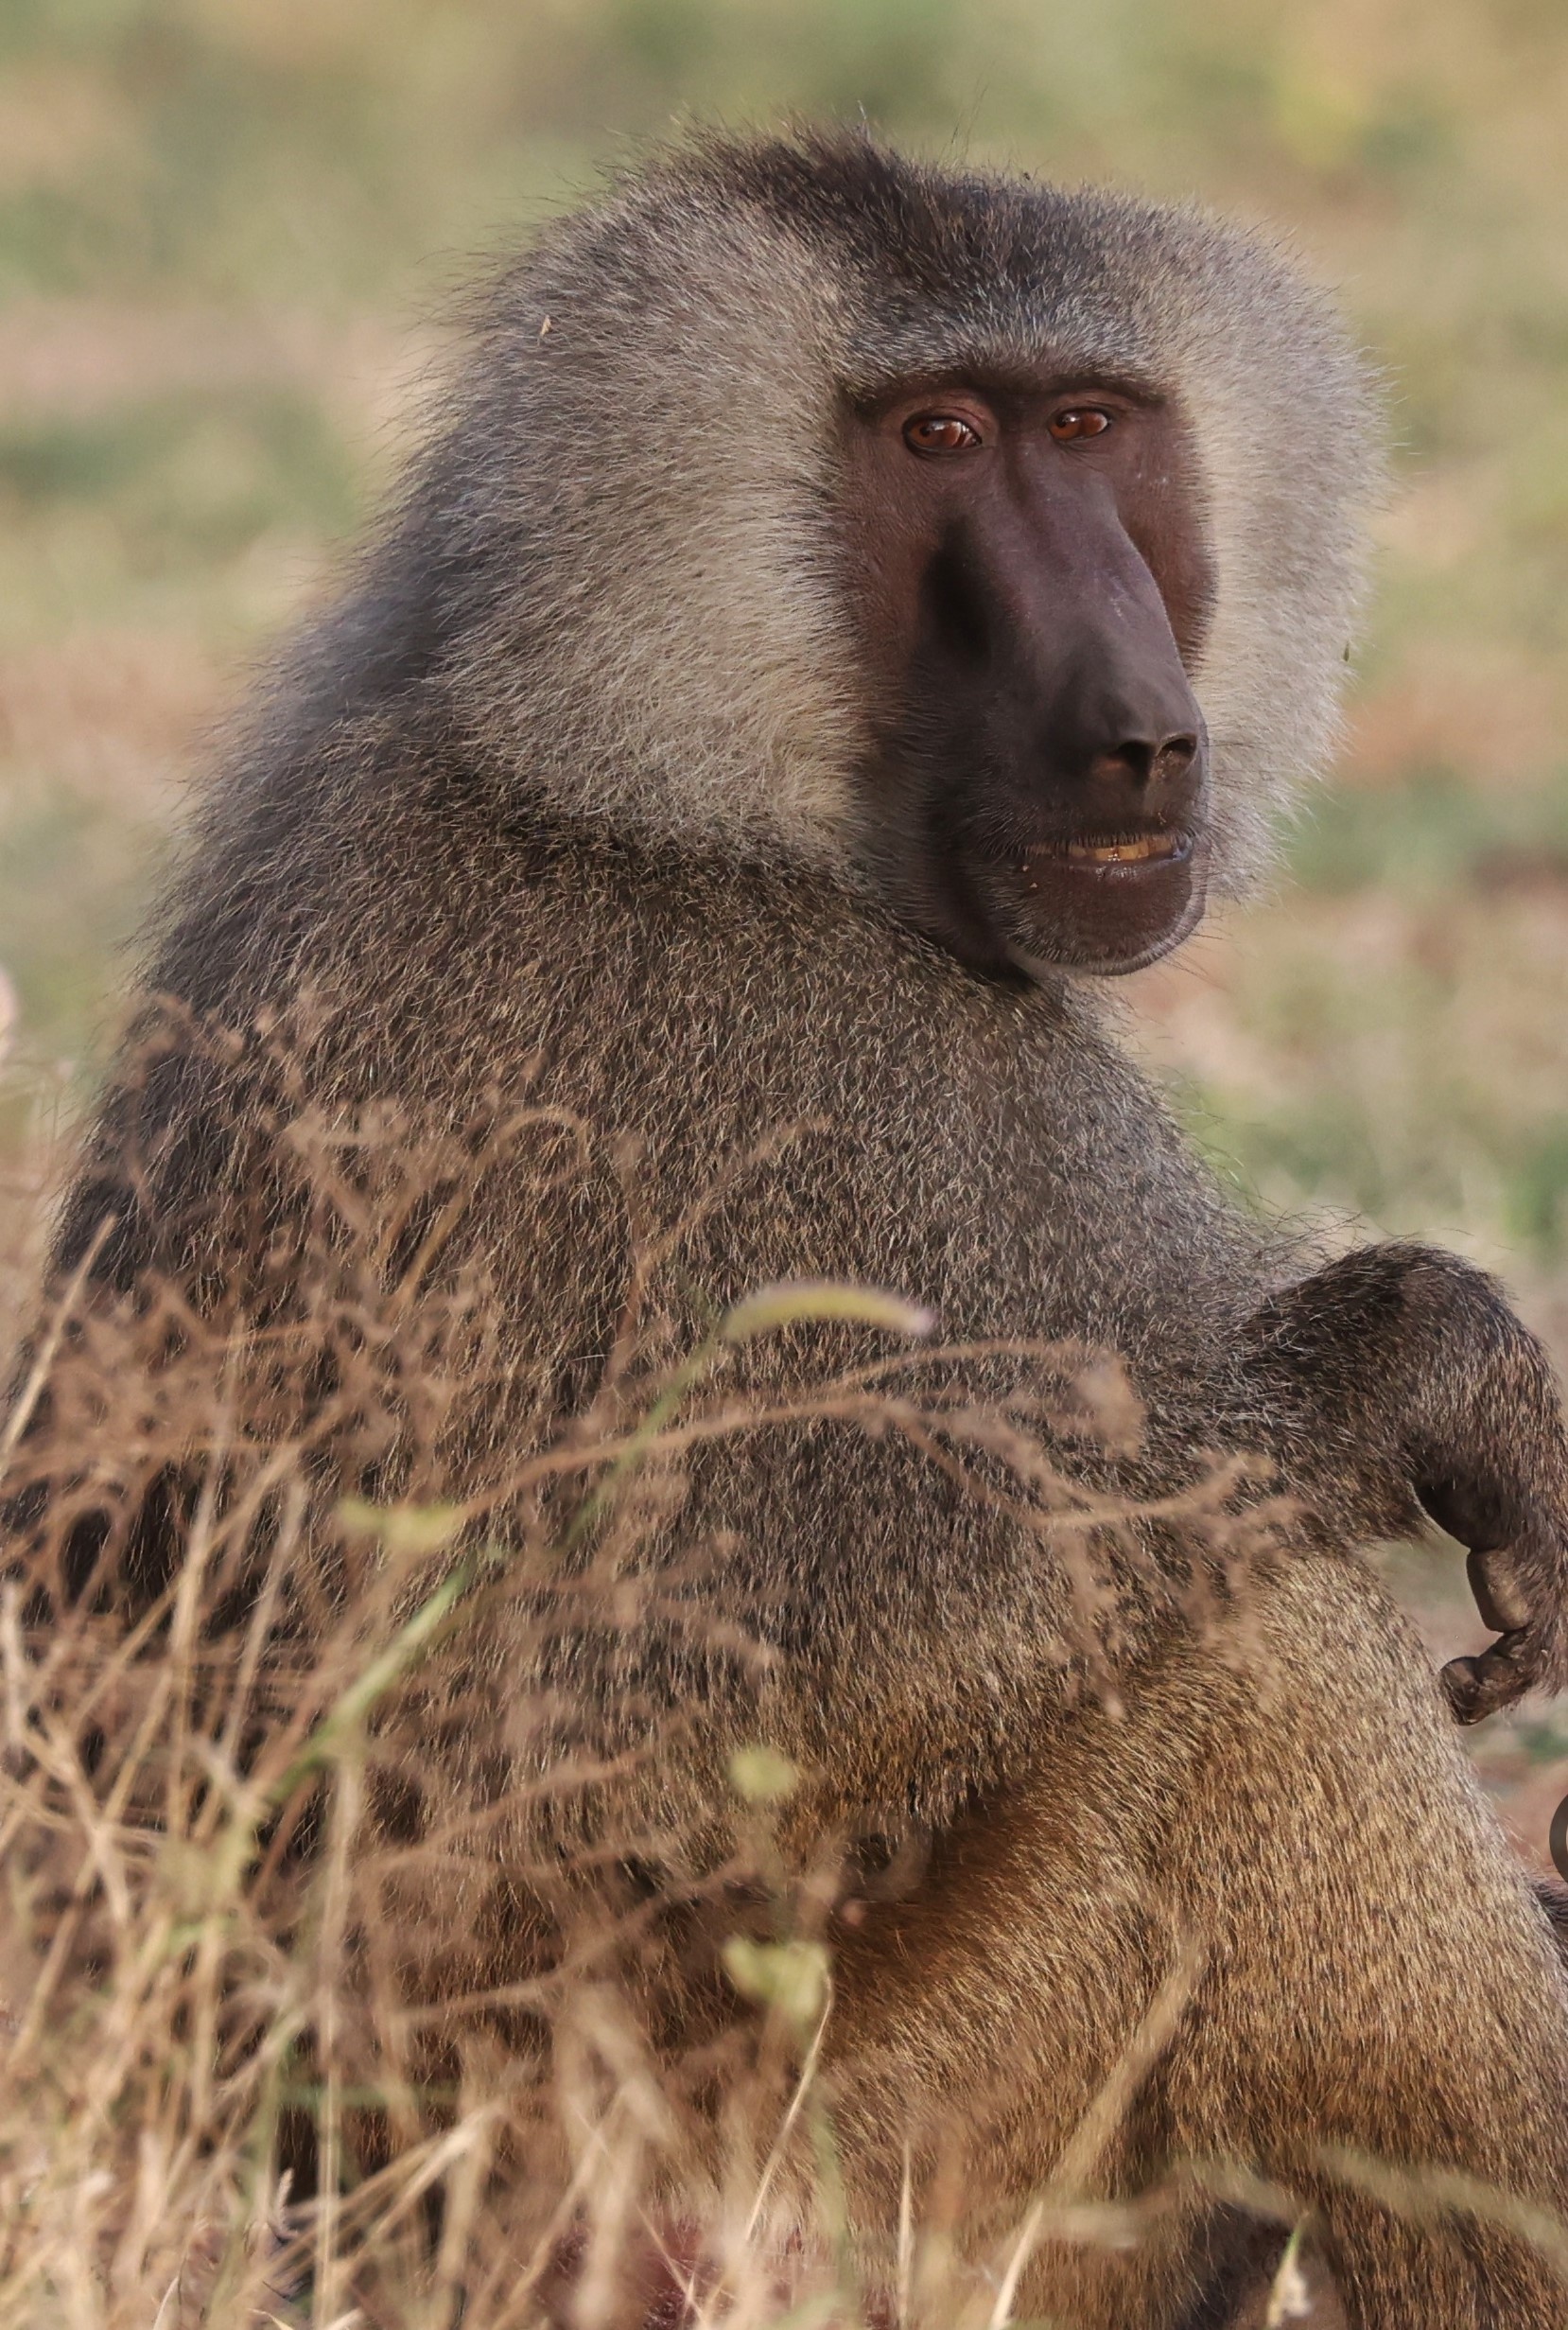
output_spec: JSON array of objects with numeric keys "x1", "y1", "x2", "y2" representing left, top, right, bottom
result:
[{"x1": 897, "y1": 473, "x2": 1212, "y2": 977}]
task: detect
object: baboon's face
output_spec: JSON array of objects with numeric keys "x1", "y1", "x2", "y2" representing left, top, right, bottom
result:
[{"x1": 840, "y1": 372, "x2": 1216, "y2": 978}]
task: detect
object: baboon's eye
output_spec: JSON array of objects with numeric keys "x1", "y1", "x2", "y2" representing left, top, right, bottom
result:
[
  {"x1": 903, "y1": 413, "x2": 984, "y2": 456},
  {"x1": 1048, "y1": 407, "x2": 1113, "y2": 443}
]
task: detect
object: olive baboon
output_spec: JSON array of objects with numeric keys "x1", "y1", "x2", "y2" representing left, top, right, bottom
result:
[{"x1": 41, "y1": 132, "x2": 1568, "y2": 2324}]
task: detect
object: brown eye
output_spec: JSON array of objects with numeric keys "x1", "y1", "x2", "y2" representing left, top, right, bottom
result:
[
  {"x1": 1048, "y1": 407, "x2": 1112, "y2": 443},
  {"x1": 903, "y1": 413, "x2": 983, "y2": 455}
]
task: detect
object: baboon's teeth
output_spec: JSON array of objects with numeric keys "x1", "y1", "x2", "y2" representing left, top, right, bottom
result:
[{"x1": 1063, "y1": 832, "x2": 1181, "y2": 867}]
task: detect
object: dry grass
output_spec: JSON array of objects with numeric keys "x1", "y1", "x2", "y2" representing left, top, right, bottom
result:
[{"x1": 0, "y1": 1044, "x2": 1307, "y2": 2328}]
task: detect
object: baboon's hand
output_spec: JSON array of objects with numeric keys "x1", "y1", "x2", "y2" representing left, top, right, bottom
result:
[
  {"x1": 1246, "y1": 1243, "x2": 1568, "y2": 1722},
  {"x1": 1397, "y1": 1252, "x2": 1568, "y2": 1722},
  {"x1": 1422, "y1": 1480, "x2": 1568, "y2": 1725}
]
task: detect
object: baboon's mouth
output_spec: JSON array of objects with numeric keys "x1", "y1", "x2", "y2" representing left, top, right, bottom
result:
[
  {"x1": 1031, "y1": 828, "x2": 1193, "y2": 874},
  {"x1": 901, "y1": 801, "x2": 1211, "y2": 982},
  {"x1": 975, "y1": 819, "x2": 1210, "y2": 977}
]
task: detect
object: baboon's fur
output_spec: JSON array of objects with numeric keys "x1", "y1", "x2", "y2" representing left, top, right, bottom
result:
[{"x1": 39, "y1": 131, "x2": 1568, "y2": 2323}]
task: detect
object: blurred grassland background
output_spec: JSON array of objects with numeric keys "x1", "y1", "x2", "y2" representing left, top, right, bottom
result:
[{"x1": 3, "y1": 0, "x2": 1568, "y2": 1843}]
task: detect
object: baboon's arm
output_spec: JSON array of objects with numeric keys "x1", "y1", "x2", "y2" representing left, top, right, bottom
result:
[{"x1": 1238, "y1": 1242, "x2": 1568, "y2": 1719}]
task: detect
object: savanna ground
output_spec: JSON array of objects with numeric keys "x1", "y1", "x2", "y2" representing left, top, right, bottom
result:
[{"x1": 3, "y1": 2, "x2": 1568, "y2": 2319}]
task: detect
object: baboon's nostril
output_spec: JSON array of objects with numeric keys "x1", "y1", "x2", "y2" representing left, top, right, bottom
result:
[
  {"x1": 1154, "y1": 732, "x2": 1199, "y2": 781},
  {"x1": 1089, "y1": 739, "x2": 1155, "y2": 784},
  {"x1": 1089, "y1": 731, "x2": 1198, "y2": 787}
]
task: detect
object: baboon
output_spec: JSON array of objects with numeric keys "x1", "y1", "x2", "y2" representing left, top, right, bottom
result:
[{"x1": 32, "y1": 131, "x2": 1568, "y2": 2324}]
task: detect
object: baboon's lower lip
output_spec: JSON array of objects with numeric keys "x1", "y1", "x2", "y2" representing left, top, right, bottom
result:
[
  {"x1": 938, "y1": 819, "x2": 1210, "y2": 976},
  {"x1": 994, "y1": 821, "x2": 1208, "y2": 973}
]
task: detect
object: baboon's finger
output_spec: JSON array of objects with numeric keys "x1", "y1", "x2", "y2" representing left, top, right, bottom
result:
[
  {"x1": 1441, "y1": 1630, "x2": 1537, "y2": 1724},
  {"x1": 1466, "y1": 1544, "x2": 1534, "y2": 1634}
]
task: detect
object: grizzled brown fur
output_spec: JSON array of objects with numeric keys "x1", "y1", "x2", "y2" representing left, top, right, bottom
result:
[{"x1": 35, "y1": 132, "x2": 1568, "y2": 2323}]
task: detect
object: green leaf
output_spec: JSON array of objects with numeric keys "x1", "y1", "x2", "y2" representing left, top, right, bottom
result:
[
  {"x1": 721, "y1": 1936, "x2": 830, "y2": 2027},
  {"x1": 729, "y1": 1744, "x2": 801, "y2": 1804},
  {"x1": 336, "y1": 1498, "x2": 464, "y2": 1555},
  {"x1": 721, "y1": 1280, "x2": 933, "y2": 1344}
]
